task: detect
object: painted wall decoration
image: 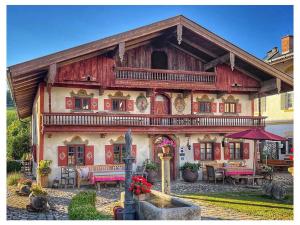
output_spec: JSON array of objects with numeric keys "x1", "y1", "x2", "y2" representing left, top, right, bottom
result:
[
  {"x1": 136, "y1": 93, "x2": 148, "y2": 112},
  {"x1": 174, "y1": 94, "x2": 186, "y2": 113}
]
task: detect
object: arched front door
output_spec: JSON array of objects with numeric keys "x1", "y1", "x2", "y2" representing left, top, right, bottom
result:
[{"x1": 152, "y1": 136, "x2": 176, "y2": 181}]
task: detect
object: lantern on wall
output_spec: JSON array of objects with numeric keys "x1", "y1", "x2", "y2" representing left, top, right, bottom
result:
[{"x1": 186, "y1": 137, "x2": 191, "y2": 150}]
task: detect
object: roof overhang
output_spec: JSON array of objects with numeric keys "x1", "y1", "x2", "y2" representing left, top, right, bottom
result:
[{"x1": 7, "y1": 15, "x2": 293, "y2": 119}]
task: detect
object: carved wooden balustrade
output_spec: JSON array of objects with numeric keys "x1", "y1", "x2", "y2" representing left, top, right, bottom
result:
[
  {"x1": 43, "y1": 113, "x2": 266, "y2": 128},
  {"x1": 114, "y1": 67, "x2": 216, "y2": 83}
]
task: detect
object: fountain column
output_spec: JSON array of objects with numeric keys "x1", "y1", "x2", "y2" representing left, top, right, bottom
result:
[{"x1": 158, "y1": 153, "x2": 172, "y2": 194}]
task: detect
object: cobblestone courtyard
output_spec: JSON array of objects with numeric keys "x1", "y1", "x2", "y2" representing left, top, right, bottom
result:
[{"x1": 7, "y1": 172, "x2": 293, "y2": 220}]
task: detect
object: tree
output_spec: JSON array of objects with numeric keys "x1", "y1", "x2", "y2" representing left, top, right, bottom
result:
[
  {"x1": 7, "y1": 90, "x2": 15, "y2": 108},
  {"x1": 7, "y1": 110, "x2": 31, "y2": 160}
]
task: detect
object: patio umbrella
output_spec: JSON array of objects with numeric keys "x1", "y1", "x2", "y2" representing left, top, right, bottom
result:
[{"x1": 225, "y1": 128, "x2": 286, "y2": 184}]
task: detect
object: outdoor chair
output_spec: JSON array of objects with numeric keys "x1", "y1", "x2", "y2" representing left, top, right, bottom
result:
[
  {"x1": 206, "y1": 165, "x2": 224, "y2": 184},
  {"x1": 60, "y1": 167, "x2": 76, "y2": 188}
]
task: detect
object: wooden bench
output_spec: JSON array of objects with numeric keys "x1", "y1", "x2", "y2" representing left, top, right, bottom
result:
[
  {"x1": 75, "y1": 164, "x2": 125, "y2": 189},
  {"x1": 229, "y1": 175, "x2": 264, "y2": 186},
  {"x1": 262, "y1": 160, "x2": 291, "y2": 171}
]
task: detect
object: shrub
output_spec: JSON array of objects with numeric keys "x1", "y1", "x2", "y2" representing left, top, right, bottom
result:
[
  {"x1": 37, "y1": 160, "x2": 52, "y2": 176},
  {"x1": 180, "y1": 162, "x2": 200, "y2": 173},
  {"x1": 7, "y1": 160, "x2": 22, "y2": 173},
  {"x1": 7, "y1": 172, "x2": 22, "y2": 186},
  {"x1": 68, "y1": 191, "x2": 111, "y2": 220},
  {"x1": 145, "y1": 160, "x2": 158, "y2": 171},
  {"x1": 30, "y1": 184, "x2": 47, "y2": 196}
]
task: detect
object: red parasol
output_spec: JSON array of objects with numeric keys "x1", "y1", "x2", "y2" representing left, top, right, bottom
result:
[
  {"x1": 226, "y1": 128, "x2": 286, "y2": 185},
  {"x1": 226, "y1": 128, "x2": 286, "y2": 141}
]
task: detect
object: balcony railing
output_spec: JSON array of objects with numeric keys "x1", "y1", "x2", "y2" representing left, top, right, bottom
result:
[
  {"x1": 43, "y1": 113, "x2": 265, "y2": 127},
  {"x1": 115, "y1": 67, "x2": 216, "y2": 83}
]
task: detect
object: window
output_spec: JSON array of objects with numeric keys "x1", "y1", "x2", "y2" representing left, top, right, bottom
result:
[
  {"x1": 200, "y1": 143, "x2": 213, "y2": 160},
  {"x1": 68, "y1": 145, "x2": 85, "y2": 166},
  {"x1": 281, "y1": 92, "x2": 293, "y2": 110},
  {"x1": 112, "y1": 99, "x2": 126, "y2": 111},
  {"x1": 113, "y1": 144, "x2": 126, "y2": 164},
  {"x1": 224, "y1": 103, "x2": 236, "y2": 113},
  {"x1": 74, "y1": 97, "x2": 91, "y2": 110},
  {"x1": 151, "y1": 51, "x2": 168, "y2": 69},
  {"x1": 229, "y1": 142, "x2": 242, "y2": 160},
  {"x1": 199, "y1": 102, "x2": 211, "y2": 113}
]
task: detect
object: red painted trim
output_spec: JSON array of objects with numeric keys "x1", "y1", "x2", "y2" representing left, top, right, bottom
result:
[
  {"x1": 39, "y1": 83, "x2": 45, "y2": 161},
  {"x1": 43, "y1": 126, "x2": 264, "y2": 134}
]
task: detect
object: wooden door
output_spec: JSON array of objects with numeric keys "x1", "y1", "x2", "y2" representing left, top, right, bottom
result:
[
  {"x1": 154, "y1": 95, "x2": 170, "y2": 115},
  {"x1": 153, "y1": 145, "x2": 175, "y2": 181}
]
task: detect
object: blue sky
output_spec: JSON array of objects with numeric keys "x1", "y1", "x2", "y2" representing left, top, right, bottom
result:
[{"x1": 7, "y1": 5, "x2": 293, "y2": 66}]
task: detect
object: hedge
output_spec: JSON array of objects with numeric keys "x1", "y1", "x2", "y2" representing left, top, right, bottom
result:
[
  {"x1": 7, "y1": 160, "x2": 22, "y2": 173},
  {"x1": 68, "y1": 191, "x2": 111, "y2": 220}
]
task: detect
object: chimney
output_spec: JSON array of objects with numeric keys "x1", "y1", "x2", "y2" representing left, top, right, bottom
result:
[{"x1": 281, "y1": 35, "x2": 293, "y2": 54}]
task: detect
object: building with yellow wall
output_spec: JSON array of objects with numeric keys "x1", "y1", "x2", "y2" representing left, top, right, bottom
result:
[{"x1": 254, "y1": 35, "x2": 293, "y2": 160}]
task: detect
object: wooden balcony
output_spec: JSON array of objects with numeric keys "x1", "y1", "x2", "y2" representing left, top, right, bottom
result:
[
  {"x1": 113, "y1": 67, "x2": 217, "y2": 90},
  {"x1": 42, "y1": 113, "x2": 266, "y2": 134}
]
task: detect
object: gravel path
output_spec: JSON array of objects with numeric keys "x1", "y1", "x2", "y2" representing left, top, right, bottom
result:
[{"x1": 7, "y1": 172, "x2": 293, "y2": 220}]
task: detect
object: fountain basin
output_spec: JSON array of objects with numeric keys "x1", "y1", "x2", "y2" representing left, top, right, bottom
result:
[{"x1": 120, "y1": 190, "x2": 201, "y2": 220}]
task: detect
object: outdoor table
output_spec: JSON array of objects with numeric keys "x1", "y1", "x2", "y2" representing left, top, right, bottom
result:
[
  {"x1": 229, "y1": 175, "x2": 264, "y2": 186},
  {"x1": 219, "y1": 167, "x2": 254, "y2": 176},
  {"x1": 89, "y1": 171, "x2": 125, "y2": 190}
]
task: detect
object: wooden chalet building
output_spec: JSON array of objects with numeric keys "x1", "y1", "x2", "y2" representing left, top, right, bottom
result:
[{"x1": 7, "y1": 16, "x2": 293, "y2": 182}]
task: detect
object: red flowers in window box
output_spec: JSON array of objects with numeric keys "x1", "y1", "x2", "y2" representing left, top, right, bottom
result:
[{"x1": 129, "y1": 176, "x2": 152, "y2": 196}]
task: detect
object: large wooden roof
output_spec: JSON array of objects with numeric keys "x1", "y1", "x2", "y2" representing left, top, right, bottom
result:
[{"x1": 7, "y1": 15, "x2": 293, "y2": 118}]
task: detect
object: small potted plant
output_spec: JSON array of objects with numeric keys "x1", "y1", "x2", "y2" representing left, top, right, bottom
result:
[
  {"x1": 144, "y1": 160, "x2": 158, "y2": 184},
  {"x1": 180, "y1": 162, "x2": 200, "y2": 183},
  {"x1": 158, "y1": 138, "x2": 176, "y2": 154},
  {"x1": 17, "y1": 178, "x2": 32, "y2": 196},
  {"x1": 37, "y1": 160, "x2": 52, "y2": 188},
  {"x1": 29, "y1": 184, "x2": 49, "y2": 211},
  {"x1": 129, "y1": 176, "x2": 152, "y2": 201}
]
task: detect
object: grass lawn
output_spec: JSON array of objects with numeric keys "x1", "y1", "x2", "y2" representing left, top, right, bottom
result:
[{"x1": 180, "y1": 191, "x2": 293, "y2": 220}]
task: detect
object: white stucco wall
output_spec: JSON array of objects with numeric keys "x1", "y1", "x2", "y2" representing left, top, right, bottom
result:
[
  {"x1": 44, "y1": 133, "x2": 150, "y2": 182},
  {"x1": 43, "y1": 132, "x2": 255, "y2": 184}
]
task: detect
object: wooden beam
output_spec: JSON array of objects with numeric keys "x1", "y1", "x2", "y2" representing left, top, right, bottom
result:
[
  {"x1": 125, "y1": 39, "x2": 152, "y2": 51},
  {"x1": 46, "y1": 64, "x2": 57, "y2": 85},
  {"x1": 58, "y1": 47, "x2": 115, "y2": 67},
  {"x1": 182, "y1": 38, "x2": 218, "y2": 58},
  {"x1": 233, "y1": 65, "x2": 262, "y2": 82},
  {"x1": 118, "y1": 42, "x2": 125, "y2": 62},
  {"x1": 259, "y1": 78, "x2": 279, "y2": 94},
  {"x1": 204, "y1": 53, "x2": 229, "y2": 71},
  {"x1": 230, "y1": 52, "x2": 235, "y2": 70},
  {"x1": 168, "y1": 41, "x2": 207, "y2": 63},
  {"x1": 177, "y1": 24, "x2": 183, "y2": 45}
]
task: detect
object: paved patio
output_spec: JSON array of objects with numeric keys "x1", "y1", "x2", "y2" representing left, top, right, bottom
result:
[{"x1": 7, "y1": 172, "x2": 293, "y2": 220}]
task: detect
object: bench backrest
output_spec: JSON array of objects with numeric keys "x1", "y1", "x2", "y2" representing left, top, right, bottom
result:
[
  {"x1": 76, "y1": 164, "x2": 125, "y2": 172},
  {"x1": 264, "y1": 160, "x2": 290, "y2": 165}
]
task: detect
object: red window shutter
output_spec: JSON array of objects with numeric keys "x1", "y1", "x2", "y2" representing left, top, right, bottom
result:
[
  {"x1": 236, "y1": 103, "x2": 242, "y2": 113},
  {"x1": 243, "y1": 143, "x2": 250, "y2": 159},
  {"x1": 58, "y1": 146, "x2": 68, "y2": 166},
  {"x1": 90, "y1": 98, "x2": 98, "y2": 110},
  {"x1": 85, "y1": 146, "x2": 94, "y2": 165},
  {"x1": 65, "y1": 97, "x2": 74, "y2": 109},
  {"x1": 214, "y1": 143, "x2": 221, "y2": 160},
  {"x1": 211, "y1": 102, "x2": 217, "y2": 113},
  {"x1": 219, "y1": 103, "x2": 224, "y2": 113},
  {"x1": 104, "y1": 99, "x2": 112, "y2": 110},
  {"x1": 224, "y1": 143, "x2": 230, "y2": 160},
  {"x1": 193, "y1": 143, "x2": 201, "y2": 160},
  {"x1": 192, "y1": 102, "x2": 199, "y2": 113},
  {"x1": 132, "y1": 145, "x2": 137, "y2": 163},
  {"x1": 126, "y1": 100, "x2": 134, "y2": 111},
  {"x1": 105, "y1": 145, "x2": 114, "y2": 164}
]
